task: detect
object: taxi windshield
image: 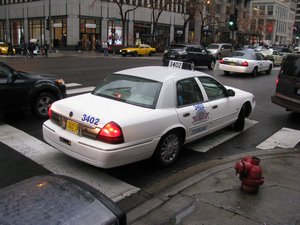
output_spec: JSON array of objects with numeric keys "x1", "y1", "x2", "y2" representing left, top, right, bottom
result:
[{"x1": 92, "y1": 74, "x2": 162, "y2": 108}]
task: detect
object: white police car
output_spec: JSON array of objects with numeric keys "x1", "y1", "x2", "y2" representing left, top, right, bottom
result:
[{"x1": 43, "y1": 66, "x2": 255, "y2": 168}]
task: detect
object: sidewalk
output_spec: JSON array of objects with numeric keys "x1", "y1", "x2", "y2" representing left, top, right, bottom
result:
[{"x1": 127, "y1": 148, "x2": 300, "y2": 225}]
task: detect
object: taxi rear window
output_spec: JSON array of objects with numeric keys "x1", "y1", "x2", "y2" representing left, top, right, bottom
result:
[{"x1": 92, "y1": 74, "x2": 162, "y2": 109}]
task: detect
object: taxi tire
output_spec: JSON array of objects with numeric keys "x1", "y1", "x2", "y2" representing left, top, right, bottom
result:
[
  {"x1": 133, "y1": 52, "x2": 138, "y2": 57},
  {"x1": 32, "y1": 92, "x2": 56, "y2": 118},
  {"x1": 153, "y1": 130, "x2": 182, "y2": 167},
  {"x1": 224, "y1": 71, "x2": 230, "y2": 76},
  {"x1": 252, "y1": 67, "x2": 258, "y2": 77},
  {"x1": 208, "y1": 59, "x2": 216, "y2": 70},
  {"x1": 266, "y1": 65, "x2": 272, "y2": 74},
  {"x1": 233, "y1": 105, "x2": 245, "y2": 131},
  {"x1": 190, "y1": 61, "x2": 195, "y2": 70}
]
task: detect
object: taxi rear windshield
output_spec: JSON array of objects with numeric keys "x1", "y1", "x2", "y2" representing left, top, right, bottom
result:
[{"x1": 92, "y1": 74, "x2": 162, "y2": 108}]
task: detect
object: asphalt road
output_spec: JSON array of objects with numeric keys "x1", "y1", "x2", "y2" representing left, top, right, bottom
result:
[{"x1": 0, "y1": 55, "x2": 299, "y2": 191}]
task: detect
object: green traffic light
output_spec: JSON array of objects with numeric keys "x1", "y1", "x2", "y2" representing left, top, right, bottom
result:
[{"x1": 229, "y1": 21, "x2": 234, "y2": 26}]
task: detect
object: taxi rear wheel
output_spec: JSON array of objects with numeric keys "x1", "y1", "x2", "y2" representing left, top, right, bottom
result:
[
  {"x1": 32, "y1": 92, "x2": 56, "y2": 118},
  {"x1": 208, "y1": 59, "x2": 215, "y2": 70},
  {"x1": 154, "y1": 130, "x2": 182, "y2": 167},
  {"x1": 251, "y1": 67, "x2": 258, "y2": 77},
  {"x1": 266, "y1": 64, "x2": 272, "y2": 74}
]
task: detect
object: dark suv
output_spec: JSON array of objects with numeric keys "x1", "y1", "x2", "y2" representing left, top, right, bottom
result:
[
  {"x1": 162, "y1": 44, "x2": 216, "y2": 70},
  {"x1": 271, "y1": 54, "x2": 300, "y2": 113},
  {"x1": 0, "y1": 62, "x2": 67, "y2": 118}
]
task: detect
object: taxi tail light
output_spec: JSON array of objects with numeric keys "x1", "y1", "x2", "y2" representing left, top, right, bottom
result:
[
  {"x1": 97, "y1": 122, "x2": 124, "y2": 144},
  {"x1": 220, "y1": 59, "x2": 225, "y2": 64},
  {"x1": 241, "y1": 61, "x2": 249, "y2": 67},
  {"x1": 276, "y1": 77, "x2": 279, "y2": 87},
  {"x1": 48, "y1": 105, "x2": 53, "y2": 119}
]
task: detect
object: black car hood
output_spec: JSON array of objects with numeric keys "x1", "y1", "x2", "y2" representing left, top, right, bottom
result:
[{"x1": 18, "y1": 71, "x2": 58, "y2": 81}]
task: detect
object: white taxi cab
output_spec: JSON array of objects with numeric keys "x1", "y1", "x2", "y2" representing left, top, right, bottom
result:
[{"x1": 43, "y1": 66, "x2": 255, "y2": 168}]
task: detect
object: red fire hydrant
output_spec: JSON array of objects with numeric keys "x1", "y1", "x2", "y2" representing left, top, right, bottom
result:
[{"x1": 235, "y1": 156, "x2": 264, "y2": 193}]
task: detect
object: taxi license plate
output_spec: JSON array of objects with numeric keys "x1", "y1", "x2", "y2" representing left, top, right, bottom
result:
[
  {"x1": 66, "y1": 120, "x2": 79, "y2": 135},
  {"x1": 229, "y1": 62, "x2": 235, "y2": 66}
]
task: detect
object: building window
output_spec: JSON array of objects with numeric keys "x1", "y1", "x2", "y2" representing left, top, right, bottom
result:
[
  {"x1": 267, "y1": 5, "x2": 273, "y2": 16},
  {"x1": 0, "y1": 20, "x2": 6, "y2": 42},
  {"x1": 28, "y1": 18, "x2": 44, "y2": 44},
  {"x1": 259, "y1": 6, "x2": 265, "y2": 16},
  {"x1": 52, "y1": 17, "x2": 67, "y2": 48},
  {"x1": 250, "y1": 19, "x2": 256, "y2": 31},
  {"x1": 80, "y1": 17, "x2": 101, "y2": 50},
  {"x1": 10, "y1": 19, "x2": 24, "y2": 45},
  {"x1": 107, "y1": 19, "x2": 126, "y2": 46},
  {"x1": 252, "y1": 5, "x2": 258, "y2": 16}
]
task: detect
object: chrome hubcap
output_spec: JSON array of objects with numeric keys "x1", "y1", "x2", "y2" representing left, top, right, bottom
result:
[
  {"x1": 161, "y1": 134, "x2": 179, "y2": 163},
  {"x1": 38, "y1": 96, "x2": 52, "y2": 115}
]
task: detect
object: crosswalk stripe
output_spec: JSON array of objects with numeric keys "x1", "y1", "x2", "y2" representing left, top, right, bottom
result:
[
  {"x1": 186, "y1": 119, "x2": 258, "y2": 152},
  {"x1": 65, "y1": 83, "x2": 81, "y2": 88},
  {"x1": 67, "y1": 86, "x2": 95, "y2": 95},
  {"x1": 0, "y1": 124, "x2": 139, "y2": 202},
  {"x1": 256, "y1": 127, "x2": 300, "y2": 150}
]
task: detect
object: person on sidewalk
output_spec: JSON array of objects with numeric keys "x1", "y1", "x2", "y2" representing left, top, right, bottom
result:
[
  {"x1": 43, "y1": 41, "x2": 49, "y2": 58},
  {"x1": 102, "y1": 41, "x2": 109, "y2": 56}
]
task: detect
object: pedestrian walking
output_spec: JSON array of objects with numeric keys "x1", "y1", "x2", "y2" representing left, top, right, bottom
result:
[
  {"x1": 44, "y1": 41, "x2": 49, "y2": 57},
  {"x1": 102, "y1": 41, "x2": 109, "y2": 56}
]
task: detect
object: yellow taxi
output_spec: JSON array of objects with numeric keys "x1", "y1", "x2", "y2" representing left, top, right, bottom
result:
[
  {"x1": 120, "y1": 44, "x2": 156, "y2": 57},
  {"x1": 0, "y1": 43, "x2": 16, "y2": 55}
]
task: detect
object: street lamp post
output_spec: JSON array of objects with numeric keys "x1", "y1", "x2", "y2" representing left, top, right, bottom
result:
[{"x1": 49, "y1": 0, "x2": 52, "y2": 52}]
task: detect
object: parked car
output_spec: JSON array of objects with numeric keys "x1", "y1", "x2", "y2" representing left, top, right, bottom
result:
[
  {"x1": 259, "y1": 49, "x2": 284, "y2": 66},
  {"x1": 219, "y1": 50, "x2": 273, "y2": 77},
  {"x1": 120, "y1": 44, "x2": 156, "y2": 56},
  {"x1": 206, "y1": 43, "x2": 233, "y2": 59},
  {"x1": 271, "y1": 54, "x2": 300, "y2": 113},
  {"x1": 271, "y1": 46, "x2": 293, "y2": 60},
  {"x1": 0, "y1": 62, "x2": 66, "y2": 118},
  {"x1": 0, "y1": 43, "x2": 15, "y2": 55},
  {"x1": 162, "y1": 44, "x2": 216, "y2": 70},
  {"x1": 0, "y1": 175, "x2": 126, "y2": 225},
  {"x1": 43, "y1": 66, "x2": 255, "y2": 168}
]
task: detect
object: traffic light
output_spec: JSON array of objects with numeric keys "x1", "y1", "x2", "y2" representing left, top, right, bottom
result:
[
  {"x1": 46, "y1": 18, "x2": 50, "y2": 30},
  {"x1": 228, "y1": 14, "x2": 238, "y2": 31}
]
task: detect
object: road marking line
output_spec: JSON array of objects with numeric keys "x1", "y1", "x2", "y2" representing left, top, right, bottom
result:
[
  {"x1": 256, "y1": 127, "x2": 300, "y2": 150},
  {"x1": 0, "y1": 124, "x2": 139, "y2": 202},
  {"x1": 67, "y1": 86, "x2": 95, "y2": 95},
  {"x1": 65, "y1": 83, "x2": 81, "y2": 88},
  {"x1": 186, "y1": 119, "x2": 258, "y2": 152}
]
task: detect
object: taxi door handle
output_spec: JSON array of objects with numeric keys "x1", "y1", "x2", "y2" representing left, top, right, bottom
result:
[
  {"x1": 183, "y1": 113, "x2": 190, "y2": 117},
  {"x1": 212, "y1": 105, "x2": 218, "y2": 109}
]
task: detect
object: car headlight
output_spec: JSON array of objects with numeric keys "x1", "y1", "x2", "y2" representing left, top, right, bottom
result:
[
  {"x1": 178, "y1": 50, "x2": 187, "y2": 55},
  {"x1": 55, "y1": 79, "x2": 65, "y2": 85}
]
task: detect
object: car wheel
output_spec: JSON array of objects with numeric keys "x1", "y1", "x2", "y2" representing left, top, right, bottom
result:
[
  {"x1": 32, "y1": 92, "x2": 56, "y2": 118},
  {"x1": 149, "y1": 51, "x2": 155, "y2": 56},
  {"x1": 122, "y1": 53, "x2": 126, "y2": 57},
  {"x1": 190, "y1": 61, "x2": 195, "y2": 70},
  {"x1": 154, "y1": 130, "x2": 182, "y2": 167},
  {"x1": 224, "y1": 71, "x2": 230, "y2": 76},
  {"x1": 208, "y1": 59, "x2": 216, "y2": 70},
  {"x1": 266, "y1": 64, "x2": 272, "y2": 74},
  {"x1": 133, "y1": 51, "x2": 138, "y2": 57},
  {"x1": 252, "y1": 67, "x2": 258, "y2": 77},
  {"x1": 233, "y1": 105, "x2": 245, "y2": 131}
]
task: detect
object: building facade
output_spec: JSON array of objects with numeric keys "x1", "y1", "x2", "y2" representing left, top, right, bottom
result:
[
  {"x1": 249, "y1": 0, "x2": 296, "y2": 45},
  {"x1": 0, "y1": 0, "x2": 188, "y2": 51}
]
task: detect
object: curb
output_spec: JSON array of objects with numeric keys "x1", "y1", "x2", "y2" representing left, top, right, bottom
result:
[{"x1": 127, "y1": 148, "x2": 300, "y2": 224}]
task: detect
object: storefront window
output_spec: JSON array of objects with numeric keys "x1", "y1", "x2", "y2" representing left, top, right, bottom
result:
[
  {"x1": 107, "y1": 19, "x2": 125, "y2": 46},
  {"x1": 80, "y1": 17, "x2": 101, "y2": 50},
  {"x1": 52, "y1": 17, "x2": 67, "y2": 48},
  {"x1": 0, "y1": 20, "x2": 6, "y2": 42},
  {"x1": 134, "y1": 22, "x2": 151, "y2": 45},
  {"x1": 28, "y1": 18, "x2": 44, "y2": 44},
  {"x1": 10, "y1": 19, "x2": 24, "y2": 45}
]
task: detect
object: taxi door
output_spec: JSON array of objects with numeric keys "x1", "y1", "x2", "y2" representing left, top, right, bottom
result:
[
  {"x1": 255, "y1": 53, "x2": 268, "y2": 71},
  {"x1": 197, "y1": 76, "x2": 239, "y2": 131},
  {"x1": 175, "y1": 77, "x2": 212, "y2": 142}
]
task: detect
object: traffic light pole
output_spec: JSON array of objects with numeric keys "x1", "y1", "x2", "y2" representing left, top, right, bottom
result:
[{"x1": 49, "y1": 0, "x2": 52, "y2": 52}]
